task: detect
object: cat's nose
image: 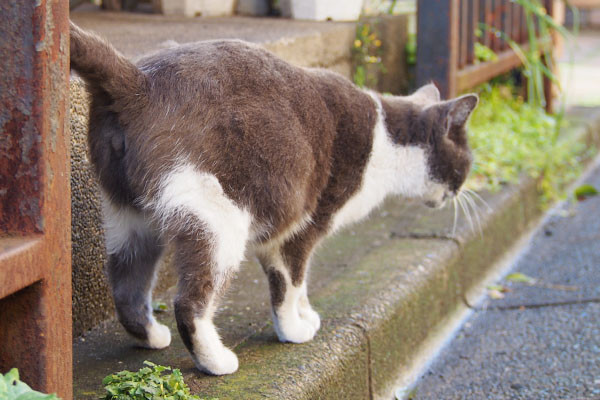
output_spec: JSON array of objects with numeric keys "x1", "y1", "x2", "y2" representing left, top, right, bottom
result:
[
  {"x1": 424, "y1": 200, "x2": 437, "y2": 208},
  {"x1": 425, "y1": 199, "x2": 445, "y2": 209}
]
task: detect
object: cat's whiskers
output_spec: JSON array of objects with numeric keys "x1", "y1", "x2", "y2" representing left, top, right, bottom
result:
[
  {"x1": 462, "y1": 190, "x2": 483, "y2": 237},
  {"x1": 456, "y1": 192, "x2": 474, "y2": 233},
  {"x1": 463, "y1": 188, "x2": 492, "y2": 212},
  {"x1": 451, "y1": 196, "x2": 458, "y2": 237}
]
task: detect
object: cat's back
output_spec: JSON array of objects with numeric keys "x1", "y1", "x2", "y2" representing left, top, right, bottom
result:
[
  {"x1": 137, "y1": 40, "x2": 314, "y2": 104},
  {"x1": 126, "y1": 40, "x2": 340, "y2": 234}
]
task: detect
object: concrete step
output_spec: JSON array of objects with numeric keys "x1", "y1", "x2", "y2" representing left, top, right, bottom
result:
[
  {"x1": 71, "y1": 106, "x2": 600, "y2": 399},
  {"x1": 71, "y1": 5, "x2": 356, "y2": 77}
]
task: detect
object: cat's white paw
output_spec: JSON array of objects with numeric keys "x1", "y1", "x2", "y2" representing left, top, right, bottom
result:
[
  {"x1": 274, "y1": 311, "x2": 317, "y2": 343},
  {"x1": 142, "y1": 322, "x2": 171, "y2": 349},
  {"x1": 299, "y1": 305, "x2": 321, "y2": 332},
  {"x1": 195, "y1": 346, "x2": 239, "y2": 375}
]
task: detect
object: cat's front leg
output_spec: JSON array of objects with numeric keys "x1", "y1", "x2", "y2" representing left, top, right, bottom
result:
[
  {"x1": 298, "y1": 282, "x2": 321, "y2": 332},
  {"x1": 259, "y1": 247, "x2": 320, "y2": 343}
]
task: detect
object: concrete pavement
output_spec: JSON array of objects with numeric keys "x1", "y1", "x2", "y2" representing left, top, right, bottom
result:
[{"x1": 413, "y1": 159, "x2": 600, "y2": 400}]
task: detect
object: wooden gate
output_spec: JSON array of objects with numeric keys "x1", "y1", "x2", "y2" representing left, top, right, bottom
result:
[{"x1": 417, "y1": 0, "x2": 555, "y2": 109}]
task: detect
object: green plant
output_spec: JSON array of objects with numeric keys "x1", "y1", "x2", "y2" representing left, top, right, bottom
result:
[
  {"x1": 405, "y1": 32, "x2": 417, "y2": 66},
  {"x1": 0, "y1": 369, "x2": 59, "y2": 400},
  {"x1": 467, "y1": 84, "x2": 593, "y2": 205},
  {"x1": 352, "y1": 21, "x2": 385, "y2": 88},
  {"x1": 101, "y1": 361, "x2": 202, "y2": 400},
  {"x1": 480, "y1": 0, "x2": 578, "y2": 111},
  {"x1": 464, "y1": 0, "x2": 591, "y2": 205},
  {"x1": 473, "y1": 42, "x2": 497, "y2": 63}
]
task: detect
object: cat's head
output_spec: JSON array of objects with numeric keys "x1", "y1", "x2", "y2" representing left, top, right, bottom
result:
[{"x1": 382, "y1": 83, "x2": 478, "y2": 209}]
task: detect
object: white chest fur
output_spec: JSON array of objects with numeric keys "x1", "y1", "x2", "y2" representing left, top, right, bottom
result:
[{"x1": 330, "y1": 93, "x2": 428, "y2": 233}]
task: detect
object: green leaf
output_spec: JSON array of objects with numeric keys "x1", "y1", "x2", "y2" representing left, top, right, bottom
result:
[
  {"x1": 0, "y1": 368, "x2": 60, "y2": 400},
  {"x1": 474, "y1": 42, "x2": 498, "y2": 63},
  {"x1": 505, "y1": 272, "x2": 536, "y2": 284},
  {"x1": 574, "y1": 184, "x2": 599, "y2": 200}
]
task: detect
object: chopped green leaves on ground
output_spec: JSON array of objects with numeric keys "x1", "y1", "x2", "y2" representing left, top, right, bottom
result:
[
  {"x1": 466, "y1": 84, "x2": 594, "y2": 205},
  {"x1": 101, "y1": 361, "x2": 203, "y2": 400},
  {"x1": 0, "y1": 369, "x2": 59, "y2": 400}
]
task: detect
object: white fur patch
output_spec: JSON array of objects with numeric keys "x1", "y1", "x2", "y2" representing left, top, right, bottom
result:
[
  {"x1": 144, "y1": 319, "x2": 172, "y2": 349},
  {"x1": 262, "y1": 249, "x2": 319, "y2": 343},
  {"x1": 330, "y1": 93, "x2": 429, "y2": 232},
  {"x1": 191, "y1": 317, "x2": 239, "y2": 375},
  {"x1": 151, "y1": 163, "x2": 252, "y2": 284},
  {"x1": 298, "y1": 282, "x2": 320, "y2": 331},
  {"x1": 102, "y1": 193, "x2": 149, "y2": 255}
]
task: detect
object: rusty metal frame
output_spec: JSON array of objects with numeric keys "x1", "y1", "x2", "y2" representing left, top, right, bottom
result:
[{"x1": 0, "y1": 1, "x2": 72, "y2": 398}]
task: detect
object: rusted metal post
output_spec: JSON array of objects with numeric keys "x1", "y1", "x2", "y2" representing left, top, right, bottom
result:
[
  {"x1": 0, "y1": 0, "x2": 72, "y2": 398},
  {"x1": 416, "y1": 0, "x2": 459, "y2": 98}
]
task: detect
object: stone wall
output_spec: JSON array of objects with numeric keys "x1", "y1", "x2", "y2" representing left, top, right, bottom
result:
[{"x1": 70, "y1": 80, "x2": 113, "y2": 336}]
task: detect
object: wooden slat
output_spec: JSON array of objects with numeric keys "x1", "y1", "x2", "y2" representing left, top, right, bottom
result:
[
  {"x1": 502, "y1": 0, "x2": 510, "y2": 51},
  {"x1": 483, "y1": 0, "x2": 491, "y2": 47},
  {"x1": 512, "y1": 2, "x2": 521, "y2": 44},
  {"x1": 460, "y1": 0, "x2": 468, "y2": 68},
  {"x1": 467, "y1": 0, "x2": 477, "y2": 64},
  {"x1": 491, "y1": 0, "x2": 498, "y2": 51},
  {"x1": 456, "y1": 46, "x2": 526, "y2": 92}
]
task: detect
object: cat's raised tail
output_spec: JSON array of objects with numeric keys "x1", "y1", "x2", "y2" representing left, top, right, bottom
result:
[{"x1": 70, "y1": 21, "x2": 146, "y2": 102}]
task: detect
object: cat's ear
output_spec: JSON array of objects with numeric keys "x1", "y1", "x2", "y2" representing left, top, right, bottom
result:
[
  {"x1": 412, "y1": 83, "x2": 441, "y2": 103},
  {"x1": 446, "y1": 93, "x2": 478, "y2": 131}
]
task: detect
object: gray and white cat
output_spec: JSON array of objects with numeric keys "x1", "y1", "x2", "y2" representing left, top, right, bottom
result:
[{"x1": 70, "y1": 22, "x2": 477, "y2": 375}]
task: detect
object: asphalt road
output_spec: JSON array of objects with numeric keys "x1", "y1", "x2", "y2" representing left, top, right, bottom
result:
[{"x1": 413, "y1": 160, "x2": 600, "y2": 400}]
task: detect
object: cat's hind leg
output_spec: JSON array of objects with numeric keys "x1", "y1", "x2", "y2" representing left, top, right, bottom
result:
[{"x1": 103, "y1": 198, "x2": 170, "y2": 349}]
